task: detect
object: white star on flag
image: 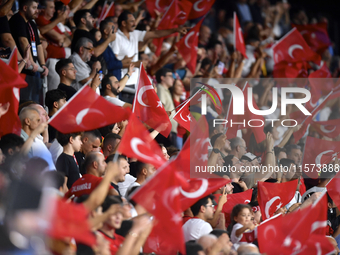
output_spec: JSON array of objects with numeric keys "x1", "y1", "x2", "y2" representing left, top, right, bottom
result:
[
  {"x1": 187, "y1": 114, "x2": 192, "y2": 122},
  {"x1": 276, "y1": 202, "x2": 283, "y2": 211},
  {"x1": 200, "y1": 154, "x2": 208, "y2": 161},
  {"x1": 171, "y1": 213, "x2": 183, "y2": 223},
  {"x1": 157, "y1": 101, "x2": 163, "y2": 108}
]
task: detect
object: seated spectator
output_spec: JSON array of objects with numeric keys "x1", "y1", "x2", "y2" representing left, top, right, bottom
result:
[
  {"x1": 45, "y1": 89, "x2": 67, "y2": 142},
  {"x1": 229, "y1": 137, "x2": 248, "y2": 160},
  {"x1": 19, "y1": 107, "x2": 55, "y2": 170},
  {"x1": 55, "y1": 58, "x2": 78, "y2": 100},
  {"x1": 182, "y1": 195, "x2": 216, "y2": 242},
  {"x1": 69, "y1": 37, "x2": 101, "y2": 90},
  {"x1": 55, "y1": 131, "x2": 82, "y2": 189},
  {"x1": 100, "y1": 64, "x2": 134, "y2": 109},
  {"x1": 65, "y1": 151, "x2": 118, "y2": 198},
  {"x1": 71, "y1": 9, "x2": 116, "y2": 57}
]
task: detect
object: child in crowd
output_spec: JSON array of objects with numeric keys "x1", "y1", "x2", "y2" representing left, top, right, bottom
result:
[{"x1": 229, "y1": 204, "x2": 257, "y2": 250}]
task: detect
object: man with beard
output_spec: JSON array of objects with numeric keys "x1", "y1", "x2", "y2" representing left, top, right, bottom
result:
[
  {"x1": 71, "y1": 9, "x2": 116, "y2": 57},
  {"x1": 101, "y1": 64, "x2": 134, "y2": 109},
  {"x1": 9, "y1": 0, "x2": 49, "y2": 102}
]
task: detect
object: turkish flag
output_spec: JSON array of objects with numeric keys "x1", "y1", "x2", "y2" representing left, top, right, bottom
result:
[
  {"x1": 257, "y1": 180, "x2": 298, "y2": 221},
  {"x1": 117, "y1": 113, "x2": 167, "y2": 169},
  {"x1": 293, "y1": 89, "x2": 340, "y2": 143},
  {"x1": 292, "y1": 23, "x2": 331, "y2": 55},
  {"x1": 310, "y1": 119, "x2": 340, "y2": 139},
  {"x1": 188, "y1": 0, "x2": 215, "y2": 20},
  {"x1": 172, "y1": 99, "x2": 197, "y2": 132},
  {"x1": 47, "y1": 198, "x2": 95, "y2": 246},
  {"x1": 308, "y1": 63, "x2": 335, "y2": 98},
  {"x1": 302, "y1": 136, "x2": 340, "y2": 179},
  {"x1": 234, "y1": 12, "x2": 247, "y2": 59},
  {"x1": 145, "y1": 0, "x2": 172, "y2": 18},
  {"x1": 153, "y1": 0, "x2": 192, "y2": 56},
  {"x1": 217, "y1": 189, "x2": 253, "y2": 215},
  {"x1": 176, "y1": 18, "x2": 204, "y2": 74},
  {"x1": 49, "y1": 85, "x2": 131, "y2": 133},
  {"x1": 133, "y1": 64, "x2": 171, "y2": 137},
  {"x1": 0, "y1": 48, "x2": 27, "y2": 137},
  {"x1": 272, "y1": 28, "x2": 321, "y2": 64},
  {"x1": 273, "y1": 61, "x2": 308, "y2": 79},
  {"x1": 174, "y1": 116, "x2": 230, "y2": 210},
  {"x1": 130, "y1": 160, "x2": 185, "y2": 254},
  {"x1": 327, "y1": 171, "x2": 340, "y2": 211},
  {"x1": 226, "y1": 82, "x2": 266, "y2": 144},
  {"x1": 258, "y1": 195, "x2": 330, "y2": 255}
]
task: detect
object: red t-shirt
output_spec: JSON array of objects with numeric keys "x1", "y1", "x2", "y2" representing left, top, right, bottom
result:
[
  {"x1": 98, "y1": 231, "x2": 125, "y2": 255},
  {"x1": 65, "y1": 174, "x2": 113, "y2": 198},
  {"x1": 35, "y1": 15, "x2": 66, "y2": 59}
]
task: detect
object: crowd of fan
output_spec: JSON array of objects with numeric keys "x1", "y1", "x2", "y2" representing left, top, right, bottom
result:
[{"x1": 1, "y1": 0, "x2": 340, "y2": 254}]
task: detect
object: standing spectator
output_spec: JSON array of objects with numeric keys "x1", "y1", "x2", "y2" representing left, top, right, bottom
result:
[
  {"x1": 71, "y1": 9, "x2": 116, "y2": 57},
  {"x1": 55, "y1": 58, "x2": 78, "y2": 100},
  {"x1": 9, "y1": 0, "x2": 49, "y2": 103},
  {"x1": 111, "y1": 10, "x2": 188, "y2": 104},
  {"x1": 69, "y1": 37, "x2": 101, "y2": 90},
  {"x1": 156, "y1": 68, "x2": 178, "y2": 147},
  {"x1": 56, "y1": 131, "x2": 82, "y2": 189}
]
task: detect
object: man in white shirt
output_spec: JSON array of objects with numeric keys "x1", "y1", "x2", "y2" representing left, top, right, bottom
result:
[
  {"x1": 182, "y1": 195, "x2": 216, "y2": 242},
  {"x1": 19, "y1": 107, "x2": 56, "y2": 171},
  {"x1": 100, "y1": 64, "x2": 134, "y2": 109},
  {"x1": 69, "y1": 37, "x2": 101, "y2": 90},
  {"x1": 110, "y1": 10, "x2": 188, "y2": 103}
]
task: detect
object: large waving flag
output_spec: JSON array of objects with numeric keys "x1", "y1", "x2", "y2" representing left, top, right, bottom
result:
[
  {"x1": 49, "y1": 85, "x2": 131, "y2": 133},
  {"x1": 327, "y1": 171, "x2": 340, "y2": 211},
  {"x1": 133, "y1": 64, "x2": 172, "y2": 137},
  {"x1": 0, "y1": 49, "x2": 28, "y2": 137},
  {"x1": 172, "y1": 98, "x2": 196, "y2": 132},
  {"x1": 117, "y1": 113, "x2": 167, "y2": 168},
  {"x1": 257, "y1": 180, "x2": 298, "y2": 220},
  {"x1": 234, "y1": 12, "x2": 247, "y2": 59},
  {"x1": 188, "y1": 0, "x2": 215, "y2": 19},
  {"x1": 310, "y1": 119, "x2": 340, "y2": 139},
  {"x1": 176, "y1": 18, "x2": 204, "y2": 74}
]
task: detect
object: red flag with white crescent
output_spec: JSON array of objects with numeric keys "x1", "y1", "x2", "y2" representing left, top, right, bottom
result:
[
  {"x1": 0, "y1": 48, "x2": 27, "y2": 137},
  {"x1": 234, "y1": 12, "x2": 247, "y2": 59},
  {"x1": 188, "y1": 0, "x2": 215, "y2": 20},
  {"x1": 258, "y1": 180, "x2": 298, "y2": 221},
  {"x1": 117, "y1": 113, "x2": 167, "y2": 168},
  {"x1": 48, "y1": 85, "x2": 131, "y2": 133},
  {"x1": 176, "y1": 18, "x2": 204, "y2": 74},
  {"x1": 133, "y1": 64, "x2": 172, "y2": 137},
  {"x1": 327, "y1": 171, "x2": 340, "y2": 212},
  {"x1": 310, "y1": 119, "x2": 340, "y2": 139},
  {"x1": 172, "y1": 99, "x2": 196, "y2": 132}
]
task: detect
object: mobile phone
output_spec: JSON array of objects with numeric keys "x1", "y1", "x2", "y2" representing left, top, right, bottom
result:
[
  {"x1": 217, "y1": 61, "x2": 225, "y2": 75},
  {"x1": 112, "y1": 25, "x2": 115, "y2": 33}
]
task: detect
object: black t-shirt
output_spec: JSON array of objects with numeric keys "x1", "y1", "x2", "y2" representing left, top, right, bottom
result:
[
  {"x1": 74, "y1": 151, "x2": 85, "y2": 175},
  {"x1": 48, "y1": 125, "x2": 57, "y2": 143},
  {"x1": 56, "y1": 152, "x2": 80, "y2": 189},
  {"x1": 0, "y1": 16, "x2": 11, "y2": 35},
  {"x1": 58, "y1": 83, "x2": 77, "y2": 101},
  {"x1": 9, "y1": 13, "x2": 41, "y2": 65},
  {"x1": 71, "y1": 29, "x2": 98, "y2": 53},
  {"x1": 111, "y1": 183, "x2": 121, "y2": 196}
]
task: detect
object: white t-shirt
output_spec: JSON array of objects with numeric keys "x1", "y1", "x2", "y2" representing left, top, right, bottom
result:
[
  {"x1": 49, "y1": 138, "x2": 63, "y2": 165},
  {"x1": 118, "y1": 174, "x2": 137, "y2": 197},
  {"x1": 110, "y1": 29, "x2": 146, "y2": 85},
  {"x1": 104, "y1": 95, "x2": 125, "y2": 107},
  {"x1": 69, "y1": 53, "x2": 91, "y2": 91},
  {"x1": 182, "y1": 218, "x2": 213, "y2": 242},
  {"x1": 230, "y1": 223, "x2": 257, "y2": 251}
]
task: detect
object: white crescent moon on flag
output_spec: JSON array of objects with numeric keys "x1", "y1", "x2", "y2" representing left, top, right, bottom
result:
[
  {"x1": 185, "y1": 31, "x2": 195, "y2": 48},
  {"x1": 180, "y1": 112, "x2": 189, "y2": 122},
  {"x1": 76, "y1": 108, "x2": 90, "y2": 125},
  {"x1": 265, "y1": 196, "x2": 281, "y2": 219},
  {"x1": 315, "y1": 150, "x2": 334, "y2": 166},
  {"x1": 320, "y1": 125, "x2": 336, "y2": 134},
  {"x1": 263, "y1": 225, "x2": 277, "y2": 240},
  {"x1": 155, "y1": 0, "x2": 161, "y2": 10},
  {"x1": 244, "y1": 199, "x2": 250, "y2": 203},
  {"x1": 131, "y1": 137, "x2": 155, "y2": 162},
  {"x1": 193, "y1": 0, "x2": 204, "y2": 12},
  {"x1": 137, "y1": 85, "x2": 154, "y2": 107},
  {"x1": 311, "y1": 221, "x2": 327, "y2": 233},
  {"x1": 13, "y1": 88, "x2": 19, "y2": 101},
  {"x1": 315, "y1": 243, "x2": 322, "y2": 255},
  {"x1": 238, "y1": 27, "x2": 244, "y2": 44},
  {"x1": 309, "y1": 98, "x2": 318, "y2": 108},
  {"x1": 288, "y1": 44, "x2": 303, "y2": 58},
  {"x1": 179, "y1": 179, "x2": 208, "y2": 198}
]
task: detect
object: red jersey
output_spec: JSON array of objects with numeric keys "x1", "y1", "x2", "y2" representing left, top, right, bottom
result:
[
  {"x1": 98, "y1": 231, "x2": 125, "y2": 255},
  {"x1": 65, "y1": 174, "x2": 113, "y2": 198}
]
